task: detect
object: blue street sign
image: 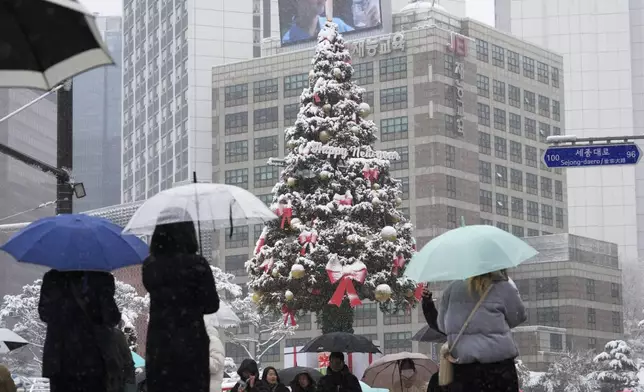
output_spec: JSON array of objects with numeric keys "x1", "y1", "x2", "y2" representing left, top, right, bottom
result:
[{"x1": 543, "y1": 143, "x2": 641, "y2": 168}]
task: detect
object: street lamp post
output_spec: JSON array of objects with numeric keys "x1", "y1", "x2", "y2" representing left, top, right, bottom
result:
[{"x1": 56, "y1": 80, "x2": 74, "y2": 214}]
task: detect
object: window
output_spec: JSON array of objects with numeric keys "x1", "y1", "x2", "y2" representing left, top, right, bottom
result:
[
  {"x1": 225, "y1": 254, "x2": 247, "y2": 276},
  {"x1": 481, "y1": 218, "x2": 493, "y2": 226},
  {"x1": 541, "y1": 204, "x2": 553, "y2": 226},
  {"x1": 612, "y1": 312, "x2": 622, "y2": 333},
  {"x1": 380, "y1": 56, "x2": 407, "y2": 81},
  {"x1": 254, "y1": 135, "x2": 279, "y2": 159},
  {"x1": 526, "y1": 145, "x2": 537, "y2": 167},
  {"x1": 538, "y1": 95, "x2": 550, "y2": 118},
  {"x1": 253, "y1": 78, "x2": 278, "y2": 102},
  {"x1": 540, "y1": 149, "x2": 551, "y2": 172},
  {"x1": 512, "y1": 225, "x2": 524, "y2": 238},
  {"x1": 442, "y1": 114, "x2": 456, "y2": 135},
  {"x1": 446, "y1": 175, "x2": 457, "y2": 199},
  {"x1": 479, "y1": 132, "x2": 491, "y2": 155},
  {"x1": 226, "y1": 343, "x2": 247, "y2": 364},
  {"x1": 553, "y1": 127, "x2": 561, "y2": 137},
  {"x1": 552, "y1": 67, "x2": 560, "y2": 88},
  {"x1": 263, "y1": 344, "x2": 281, "y2": 363},
  {"x1": 383, "y1": 306, "x2": 411, "y2": 325},
  {"x1": 508, "y1": 50, "x2": 520, "y2": 73},
  {"x1": 496, "y1": 222, "x2": 509, "y2": 232},
  {"x1": 496, "y1": 165, "x2": 508, "y2": 188},
  {"x1": 399, "y1": 207, "x2": 410, "y2": 218},
  {"x1": 258, "y1": 194, "x2": 273, "y2": 205},
  {"x1": 524, "y1": 90, "x2": 536, "y2": 113},
  {"x1": 254, "y1": 165, "x2": 279, "y2": 188},
  {"x1": 526, "y1": 228, "x2": 539, "y2": 237},
  {"x1": 553, "y1": 100, "x2": 561, "y2": 121},
  {"x1": 284, "y1": 73, "x2": 308, "y2": 97},
  {"x1": 527, "y1": 201, "x2": 539, "y2": 223},
  {"x1": 477, "y1": 74, "x2": 490, "y2": 97},
  {"x1": 494, "y1": 109, "x2": 507, "y2": 131},
  {"x1": 611, "y1": 283, "x2": 621, "y2": 300},
  {"x1": 476, "y1": 39, "x2": 489, "y2": 62},
  {"x1": 225, "y1": 83, "x2": 248, "y2": 107},
  {"x1": 509, "y1": 113, "x2": 521, "y2": 136},
  {"x1": 297, "y1": 313, "x2": 312, "y2": 330},
  {"x1": 480, "y1": 189, "x2": 493, "y2": 213},
  {"x1": 523, "y1": 56, "x2": 535, "y2": 79},
  {"x1": 354, "y1": 303, "x2": 378, "y2": 327},
  {"x1": 478, "y1": 103, "x2": 490, "y2": 126},
  {"x1": 364, "y1": 91, "x2": 375, "y2": 108},
  {"x1": 380, "y1": 87, "x2": 408, "y2": 111},
  {"x1": 445, "y1": 145, "x2": 456, "y2": 168},
  {"x1": 511, "y1": 169, "x2": 523, "y2": 191},
  {"x1": 525, "y1": 118, "x2": 536, "y2": 140},
  {"x1": 541, "y1": 177, "x2": 552, "y2": 199},
  {"x1": 225, "y1": 140, "x2": 249, "y2": 163},
  {"x1": 509, "y1": 197, "x2": 523, "y2": 219},
  {"x1": 526, "y1": 173, "x2": 538, "y2": 195},
  {"x1": 494, "y1": 136, "x2": 507, "y2": 159},
  {"x1": 284, "y1": 103, "x2": 299, "y2": 123},
  {"x1": 586, "y1": 279, "x2": 596, "y2": 301},
  {"x1": 550, "y1": 334, "x2": 563, "y2": 351},
  {"x1": 253, "y1": 107, "x2": 279, "y2": 130},
  {"x1": 539, "y1": 122, "x2": 550, "y2": 143},
  {"x1": 381, "y1": 117, "x2": 408, "y2": 141},
  {"x1": 537, "y1": 307, "x2": 560, "y2": 327},
  {"x1": 354, "y1": 62, "x2": 374, "y2": 85},
  {"x1": 588, "y1": 337, "x2": 597, "y2": 350},
  {"x1": 537, "y1": 62, "x2": 550, "y2": 84},
  {"x1": 587, "y1": 308, "x2": 596, "y2": 329},
  {"x1": 447, "y1": 206, "x2": 458, "y2": 228},
  {"x1": 556, "y1": 207, "x2": 564, "y2": 229},
  {"x1": 493, "y1": 80, "x2": 505, "y2": 103},
  {"x1": 479, "y1": 160, "x2": 491, "y2": 184},
  {"x1": 510, "y1": 141, "x2": 522, "y2": 164},
  {"x1": 509, "y1": 85, "x2": 521, "y2": 108},
  {"x1": 225, "y1": 168, "x2": 248, "y2": 189},
  {"x1": 444, "y1": 53, "x2": 455, "y2": 77},
  {"x1": 226, "y1": 226, "x2": 249, "y2": 248},
  {"x1": 398, "y1": 177, "x2": 410, "y2": 200},
  {"x1": 444, "y1": 85, "x2": 456, "y2": 109},
  {"x1": 384, "y1": 332, "x2": 413, "y2": 354},
  {"x1": 492, "y1": 45, "x2": 505, "y2": 68},
  {"x1": 496, "y1": 193, "x2": 508, "y2": 216},
  {"x1": 386, "y1": 147, "x2": 409, "y2": 170},
  {"x1": 225, "y1": 112, "x2": 248, "y2": 135}
]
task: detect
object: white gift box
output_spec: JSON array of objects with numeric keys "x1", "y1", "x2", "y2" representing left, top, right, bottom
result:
[{"x1": 283, "y1": 346, "x2": 318, "y2": 368}]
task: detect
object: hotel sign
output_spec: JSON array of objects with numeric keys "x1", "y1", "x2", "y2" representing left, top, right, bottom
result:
[
  {"x1": 448, "y1": 32, "x2": 468, "y2": 134},
  {"x1": 447, "y1": 33, "x2": 468, "y2": 56},
  {"x1": 347, "y1": 33, "x2": 406, "y2": 58}
]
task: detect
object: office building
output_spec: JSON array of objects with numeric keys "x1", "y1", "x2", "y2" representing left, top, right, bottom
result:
[
  {"x1": 121, "y1": 0, "x2": 280, "y2": 203},
  {"x1": 73, "y1": 16, "x2": 123, "y2": 212},
  {"x1": 211, "y1": 6, "x2": 574, "y2": 367},
  {"x1": 494, "y1": 0, "x2": 641, "y2": 264},
  {"x1": 392, "y1": 0, "x2": 466, "y2": 17}
]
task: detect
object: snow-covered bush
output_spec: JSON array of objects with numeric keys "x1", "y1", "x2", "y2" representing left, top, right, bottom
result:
[
  {"x1": 536, "y1": 351, "x2": 599, "y2": 392},
  {"x1": 590, "y1": 340, "x2": 640, "y2": 391}
]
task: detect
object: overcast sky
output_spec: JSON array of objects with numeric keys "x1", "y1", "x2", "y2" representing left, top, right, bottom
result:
[{"x1": 79, "y1": 0, "x2": 122, "y2": 15}]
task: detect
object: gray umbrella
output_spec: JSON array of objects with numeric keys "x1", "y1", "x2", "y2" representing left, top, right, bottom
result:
[
  {"x1": 412, "y1": 325, "x2": 447, "y2": 343},
  {"x1": 0, "y1": 328, "x2": 28, "y2": 353}
]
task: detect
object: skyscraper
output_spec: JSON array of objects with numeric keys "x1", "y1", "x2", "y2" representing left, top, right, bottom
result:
[
  {"x1": 495, "y1": 0, "x2": 641, "y2": 262},
  {"x1": 73, "y1": 16, "x2": 123, "y2": 212},
  {"x1": 121, "y1": 0, "x2": 279, "y2": 203}
]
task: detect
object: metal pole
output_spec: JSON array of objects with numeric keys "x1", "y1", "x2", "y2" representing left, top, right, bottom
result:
[
  {"x1": 547, "y1": 134, "x2": 644, "y2": 144},
  {"x1": 56, "y1": 81, "x2": 74, "y2": 215},
  {"x1": 0, "y1": 84, "x2": 63, "y2": 125}
]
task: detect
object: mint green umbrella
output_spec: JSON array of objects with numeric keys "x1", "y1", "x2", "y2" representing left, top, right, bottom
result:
[{"x1": 403, "y1": 225, "x2": 538, "y2": 282}]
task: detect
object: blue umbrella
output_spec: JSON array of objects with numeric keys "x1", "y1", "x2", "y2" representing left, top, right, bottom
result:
[
  {"x1": 0, "y1": 214, "x2": 149, "y2": 271},
  {"x1": 132, "y1": 351, "x2": 145, "y2": 368}
]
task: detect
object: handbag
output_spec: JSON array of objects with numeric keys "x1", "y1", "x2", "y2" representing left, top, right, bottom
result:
[{"x1": 438, "y1": 284, "x2": 493, "y2": 387}]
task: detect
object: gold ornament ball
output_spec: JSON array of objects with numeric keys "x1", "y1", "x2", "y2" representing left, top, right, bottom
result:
[
  {"x1": 351, "y1": 125, "x2": 360, "y2": 133},
  {"x1": 287, "y1": 139, "x2": 298, "y2": 149},
  {"x1": 358, "y1": 102, "x2": 371, "y2": 117},
  {"x1": 272, "y1": 269, "x2": 280, "y2": 278},
  {"x1": 290, "y1": 264, "x2": 306, "y2": 279},
  {"x1": 381, "y1": 226, "x2": 397, "y2": 241},
  {"x1": 333, "y1": 67, "x2": 342, "y2": 79},
  {"x1": 319, "y1": 130, "x2": 331, "y2": 142},
  {"x1": 396, "y1": 197, "x2": 403, "y2": 206},
  {"x1": 290, "y1": 218, "x2": 302, "y2": 228},
  {"x1": 323, "y1": 103, "x2": 332, "y2": 113},
  {"x1": 287, "y1": 177, "x2": 297, "y2": 187},
  {"x1": 251, "y1": 292, "x2": 262, "y2": 303},
  {"x1": 309, "y1": 69, "x2": 315, "y2": 79},
  {"x1": 319, "y1": 170, "x2": 331, "y2": 180},
  {"x1": 372, "y1": 183, "x2": 381, "y2": 190},
  {"x1": 285, "y1": 290, "x2": 294, "y2": 301},
  {"x1": 375, "y1": 284, "x2": 392, "y2": 302}
]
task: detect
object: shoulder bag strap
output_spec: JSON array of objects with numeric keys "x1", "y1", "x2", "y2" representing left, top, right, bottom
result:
[{"x1": 448, "y1": 283, "x2": 493, "y2": 353}]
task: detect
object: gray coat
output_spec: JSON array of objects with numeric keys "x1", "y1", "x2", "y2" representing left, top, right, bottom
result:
[{"x1": 437, "y1": 277, "x2": 526, "y2": 364}]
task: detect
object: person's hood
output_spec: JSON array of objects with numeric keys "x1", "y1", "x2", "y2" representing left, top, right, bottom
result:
[
  {"x1": 262, "y1": 366, "x2": 281, "y2": 384},
  {"x1": 291, "y1": 371, "x2": 315, "y2": 387},
  {"x1": 237, "y1": 358, "x2": 259, "y2": 380}
]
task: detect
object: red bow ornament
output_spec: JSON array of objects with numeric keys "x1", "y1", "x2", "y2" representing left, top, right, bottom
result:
[
  {"x1": 318, "y1": 353, "x2": 330, "y2": 368},
  {"x1": 362, "y1": 166, "x2": 380, "y2": 184},
  {"x1": 278, "y1": 201, "x2": 293, "y2": 229},
  {"x1": 333, "y1": 192, "x2": 353, "y2": 206},
  {"x1": 298, "y1": 230, "x2": 318, "y2": 255},
  {"x1": 282, "y1": 305, "x2": 297, "y2": 326},
  {"x1": 414, "y1": 283, "x2": 426, "y2": 301},
  {"x1": 326, "y1": 259, "x2": 367, "y2": 307},
  {"x1": 259, "y1": 257, "x2": 274, "y2": 274},
  {"x1": 254, "y1": 227, "x2": 268, "y2": 255},
  {"x1": 313, "y1": 93, "x2": 321, "y2": 104},
  {"x1": 392, "y1": 254, "x2": 406, "y2": 275}
]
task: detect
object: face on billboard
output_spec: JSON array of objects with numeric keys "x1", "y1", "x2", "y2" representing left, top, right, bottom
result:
[{"x1": 278, "y1": 0, "x2": 383, "y2": 45}]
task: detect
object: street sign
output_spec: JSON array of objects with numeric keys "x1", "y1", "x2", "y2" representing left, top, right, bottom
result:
[{"x1": 543, "y1": 143, "x2": 641, "y2": 168}]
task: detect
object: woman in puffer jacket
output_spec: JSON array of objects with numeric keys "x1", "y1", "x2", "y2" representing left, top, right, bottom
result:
[{"x1": 205, "y1": 318, "x2": 225, "y2": 392}]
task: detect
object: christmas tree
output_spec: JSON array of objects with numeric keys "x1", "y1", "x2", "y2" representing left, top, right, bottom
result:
[{"x1": 246, "y1": 21, "x2": 418, "y2": 334}]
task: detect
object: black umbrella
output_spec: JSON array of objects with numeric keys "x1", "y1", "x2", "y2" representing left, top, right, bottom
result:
[
  {"x1": 412, "y1": 325, "x2": 447, "y2": 343},
  {"x1": 278, "y1": 367, "x2": 323, "y2": 386},
  {"x1": 299, "y1": 332, "x2": 381, "y2": 353},
  {"x1": 0, "y1": 0, "x2": 114, "y2": 90}
]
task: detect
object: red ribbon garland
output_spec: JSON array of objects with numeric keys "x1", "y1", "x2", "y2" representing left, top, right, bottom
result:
[
  {"x1": 326, "y1": 261, "x2": 367, "y2": 307},
  {"x1": 278, "y1": 205, "x2": 292, "y2": 229},
  {"x1": 282, "y1": 305, "x2": 297, "y2": 326},
  {"x1": 299, "y1": 231, "x2": 318, "y2": 255},
  {"x1": 392, "y1": 254, "x2": 405, "y2": 275},
  {"x1": 362, "y1": 168, "x2": 379, "y2": 184}
]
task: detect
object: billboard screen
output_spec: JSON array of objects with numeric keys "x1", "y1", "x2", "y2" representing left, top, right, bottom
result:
[{"x1": 278, "y1": 0, "x2": 382, "y2": 46}]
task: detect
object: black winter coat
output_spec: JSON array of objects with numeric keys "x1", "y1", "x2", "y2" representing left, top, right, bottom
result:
[
  {"x1": 231, "y1": 359, "x2": 270, "y2": 392},
  {"x1": 39, "y1": 270, "x2": 121, "y2": 391},
  {"x1": 143, "y1": 253, "x2": 219, "y2": 392},
  {"x1": 316, "y1": 366, "x2": 361, "y2": 392}
]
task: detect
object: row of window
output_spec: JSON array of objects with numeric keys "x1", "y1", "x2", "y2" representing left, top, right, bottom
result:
[
  {"x1": 515, "y1": 278, "x2": 621, "y2": 302},
  {"x1": 479, "y1": 219, "x2": 549, "y2": 237},
  {"x1": 475, "y1": 39, "x2": 561, "y2": 88},
  {"x1": 475, "y1": 76, "x2": 561, "y2": 121},
  {"x1": 478, "y1": 161, "x2": 564, "y2": 201},
  {"x1": 478, "y1": 189, "x2": 564, "y2": 228},
  {"x1": 535, "y1": 306, "x2": 622, "y2": 333},
  {"x1": 479, "y1": 133, "x2": 562, "y2": 175}
]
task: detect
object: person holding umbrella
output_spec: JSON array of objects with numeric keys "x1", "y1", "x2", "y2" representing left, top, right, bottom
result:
[{"x1": 316, "y1": 352, "x2": 361, "y2": 392}]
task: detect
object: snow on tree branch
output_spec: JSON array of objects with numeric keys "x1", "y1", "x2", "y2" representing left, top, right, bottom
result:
[{"x1": 590, "y1": 340, "x2": 639, "y2": 391}]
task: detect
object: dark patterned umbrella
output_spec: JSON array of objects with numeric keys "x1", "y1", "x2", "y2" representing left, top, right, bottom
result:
[
  {"x1": 299, "y1": 332, "x2": 381, "y2": 353},
  {"x1": 412, "y1": 325, "x2": 447, "y2": 343},
  {"x1": 0, "y1": 0, "x2": 114, "y2": 90}
]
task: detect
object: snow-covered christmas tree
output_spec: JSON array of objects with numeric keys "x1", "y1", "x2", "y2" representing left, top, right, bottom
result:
[
  {"x1": 591, "y1": 340, "x2": 640, "y2": 391},
  {"x1": 246, "y1": 21, "x2": 418, "y2": 333}
]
